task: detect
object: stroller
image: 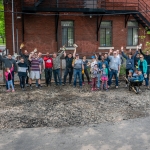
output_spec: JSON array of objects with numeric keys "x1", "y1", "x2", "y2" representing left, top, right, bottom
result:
[{"x1": 124, "y1": 77, "x2": 143, "y2": 94}]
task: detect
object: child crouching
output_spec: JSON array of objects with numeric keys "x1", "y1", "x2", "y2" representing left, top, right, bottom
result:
[{"x1": 4, "y1": 66, "x2": 15, "y2": 92}]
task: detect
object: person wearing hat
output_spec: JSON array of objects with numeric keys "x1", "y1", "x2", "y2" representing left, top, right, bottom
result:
[
  {"x1": 108, "y1": 49, "x2": 121, "y2": 89},
  {"x1": 121, "y1": 46, "x2": 139, "y2": 87},
  {"x1": 72, "y1": 53, "x2": 84, "y2": 88}
]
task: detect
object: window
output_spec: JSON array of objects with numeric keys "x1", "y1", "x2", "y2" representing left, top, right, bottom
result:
[
  {"x1": 61, "y1": 21, "x2": 74, "y2": 47},
  {"x1": 127, "y1": 21, "x2": 138, "y2": 46},
  {"x1": 100, "y1": 21, "x2": 112, "y2": 47}
]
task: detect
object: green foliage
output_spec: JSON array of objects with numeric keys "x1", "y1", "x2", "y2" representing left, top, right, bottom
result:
[
  {"x1": 0, "y1": 0, "x2": 5, "y2": 45},
  {"x1": 120, "y1": 65, "x2": 126, "y2": 76}
]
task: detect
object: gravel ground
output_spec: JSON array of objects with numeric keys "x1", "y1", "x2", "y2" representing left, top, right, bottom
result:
[{"x1": 0, "y1": 81, "x2": 150, "y2": 130}]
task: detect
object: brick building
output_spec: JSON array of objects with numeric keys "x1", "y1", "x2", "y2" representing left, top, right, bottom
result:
[{"x1": 4, "y1": 0, "x2": 150, "y2": 56}]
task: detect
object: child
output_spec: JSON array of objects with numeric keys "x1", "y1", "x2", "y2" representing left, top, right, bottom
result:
[
  {"x1": 128, "y1": 70, "x2": 133, "y2": 81},
  {"x1": 101, "y1": 64, "x2": 108, "y2": 90},
  {"x1": 91, "y1": 64, "x2": 100, "y2": 91},
  {"x1": 18, "y1": 57, "x2": 28, "y2": 90},
  {"x1": 129, "y1": 70, "x2": 144, "y2": 82},
  {"x1": 4, "y1": 66, "x2": 15, "y2": 92}
]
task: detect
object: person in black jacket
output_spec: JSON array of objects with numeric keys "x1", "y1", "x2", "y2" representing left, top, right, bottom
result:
[
  {"x1": 19, "y1": 43, "x2": 30, "y2": 86},
  {"x1": 140, "y1": 48, "x2": 150, "y2": 82},
  {"x1": 0, "y1": 54, "x2": 17, "y2": 89},
  {"x1": 18, "y1": 57, "x2": 28, "y2": 90}
]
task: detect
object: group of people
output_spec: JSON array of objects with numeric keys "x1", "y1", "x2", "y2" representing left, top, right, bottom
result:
[{"x1": 0, "y1": 43, "x2": 150, "y2": 92}]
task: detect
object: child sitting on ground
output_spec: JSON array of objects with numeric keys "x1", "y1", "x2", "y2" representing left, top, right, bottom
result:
[
  {"x1": 91, "y1": 64, "x2": 100, "y2": 91},
  {"x1": 101, "y1": 64, "x2": 108, "y2": 91},
  {"x1": 4, "y1": 65, "x2": 15, "y2": 92}
]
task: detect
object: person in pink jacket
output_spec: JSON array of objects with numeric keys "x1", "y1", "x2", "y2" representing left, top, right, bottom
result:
[{"x1": 4, "y1": 66, "x2": 15, "y2": 92}]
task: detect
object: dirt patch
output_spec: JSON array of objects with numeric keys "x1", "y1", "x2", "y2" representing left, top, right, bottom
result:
[{"x1": 0, "y1": 81, "x2": 150, "y2": 129}]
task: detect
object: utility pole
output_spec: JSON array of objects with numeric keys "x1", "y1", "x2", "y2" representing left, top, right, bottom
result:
[{"x1": 12, "y1": 0, "x2": 15, "y2": 55}]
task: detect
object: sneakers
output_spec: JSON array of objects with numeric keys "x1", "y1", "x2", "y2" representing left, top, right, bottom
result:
[
  {"x1": 116, "y1": 86, "x2": 118, "y2": 89},
  {"x1": 91, "y1": 88, "x2": 95, "y2": 91},
  {"x1": 82, "y1": 82, "x2": 85, "y2": 85},
  {"x1": 125, "y1": 84, "x2": 128, "y2": 88},
  {"x1": 30, "y1": 86, "x2": 32, "y2": 90},
  {"x1": 6, "y1": 89, "x2": 10, "y2": 92},
  {"x1": 12, "y1": 90, "x2": 15, "y2": 92}
]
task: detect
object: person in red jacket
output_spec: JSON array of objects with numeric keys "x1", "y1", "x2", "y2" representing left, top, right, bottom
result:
[{"x1": 43, "y1": 52, "x2": 53, "y2": 86}]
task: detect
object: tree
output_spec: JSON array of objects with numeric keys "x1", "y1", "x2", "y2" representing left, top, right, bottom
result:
[{"x1": 0, "y1": 0, "x2": 5, "y2": 44}]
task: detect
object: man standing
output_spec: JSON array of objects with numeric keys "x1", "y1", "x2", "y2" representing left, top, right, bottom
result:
[
  {"x1": 72, "y1": 52, "x2": 84, "y2": 88},
  {"x1": 0, "y1": 54, "x2": 17, "y2": 89},
  {"x1": 108, "y1": 49, "x2": 121, "y2": 88},
  {"x1": 19, "y1": 43, "x2": 30, "y2": 86},
  {"x1": 52, "y1": 50, "x2": 65, "y2": 86},
  {"x1": 63, "y1": 48, "x2": 76, "y2": 85},
  {"x1": 29, "y1": 52, "x2": 41, "y2": 89},
  {"x1": 43, "y1": 52, "x2": 53, "y2": 86}
]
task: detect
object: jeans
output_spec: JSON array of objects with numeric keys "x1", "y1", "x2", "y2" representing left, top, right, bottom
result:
[
  {"x1": 45, "y1": 68, "x2": 52, "y2": 85},
  {"x1": 92, "y1": 77, "x2": 97, "y2": 88},
  {"x1": 6, "y1": 71, "x2": 14, "y2": 90},
  {"x1": 73, "y1": 69, "x2": 82, "y2": 87},
  {"x1": 63, "y1": 68, "x2": 73, "y2": 84},
  {"x1": 7, "y1": 80, "x2": 14, "y2": 90},
  {"x1": 19, "y1": 76, "x2": 26, "y2": 88},
  {"x1": 97, "y1": 73, "x2": 101, "y2": 88},
  {"x1": 82, "y1": 68, "x2": 90, "y2": 83},
  {"x1": 108, "y1": 69, "x2": 119, "y2": 86},
  {"x1": 53, "y1": 69, "x2": 62, "y2": 85}
]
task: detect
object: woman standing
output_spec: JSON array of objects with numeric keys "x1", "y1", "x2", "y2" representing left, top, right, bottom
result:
[
  {"x1": 138, "y1": 54, "x2": 149, "y2": 89},
  {"x1": 82, "y1": 56, "x2": 90, "y2": 85},
  {"x1": 121, "y1": 46, "x2": 138, "y2": 87}
]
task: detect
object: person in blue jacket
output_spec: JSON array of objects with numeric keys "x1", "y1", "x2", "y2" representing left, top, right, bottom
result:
[
  {"x1": 138, "y1": 54, "x2": 149, "y2": 89},
  {"x1": 121, "y1": 46, "x2": 139, "y2": 87}
]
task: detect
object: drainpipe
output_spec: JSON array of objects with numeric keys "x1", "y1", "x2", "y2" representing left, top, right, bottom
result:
[{"x1": 12, "y1": 0, "x2": 15, "y2": 55}]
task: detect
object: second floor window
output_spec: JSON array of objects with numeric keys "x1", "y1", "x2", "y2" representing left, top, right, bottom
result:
[
  {"x1": 100, "y1": 21, "x2": 112, "y2": 47},
  {"x1": 61, "y1": 21, "x2": 74, "y2": 47},
  {"x1": 127, "y1": 21, "x2": 138, "y2": 46}
]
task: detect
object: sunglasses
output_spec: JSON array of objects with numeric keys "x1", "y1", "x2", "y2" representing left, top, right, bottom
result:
[{"x1": 140, "y1": 57, "x2": 143, "y2": 58}]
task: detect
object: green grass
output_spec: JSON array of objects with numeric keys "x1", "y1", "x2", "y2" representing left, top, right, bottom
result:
[{"x1": 0, "y1": 37, "x2": 5, "y2": 46}]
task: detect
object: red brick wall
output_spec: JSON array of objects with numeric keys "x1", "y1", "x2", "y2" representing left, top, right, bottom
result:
[{"x1": 4, "y1": 0, "x2": 150, "y2": 55}]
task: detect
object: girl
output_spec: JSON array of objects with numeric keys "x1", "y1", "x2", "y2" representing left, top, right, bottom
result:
[
  {"x1": 82, "y1": 56, "x2": 90, "y2": 85},
  {"x1": 91, "y1": 64, "x2": 100, "y2": 91},
  {"x1": 4, "y1": 65, "x2": 15, "y2": 92},
  {"x1": 18, "y1": 57, "x2": 28, "y2": 90},
  {"x1": 101, "y1": 64, "x2": 108, "y2": 90}
]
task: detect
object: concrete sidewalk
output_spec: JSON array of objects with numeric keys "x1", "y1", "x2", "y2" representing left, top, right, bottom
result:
[{"x1": 0, "y1": 117, "x2": 150, "y2": 150}]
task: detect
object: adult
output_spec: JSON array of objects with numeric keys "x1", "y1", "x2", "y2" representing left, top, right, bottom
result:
[
  {"x1": 82, "y1": 56, "x2": 90, "y2": 85},
  {"x1": 121, "y1": 46, "x2": 139, "y2": 87},
  {"x1": 43, "y1": 52, "x2": 53, "y2": 86},
  {"x1": 29, "y1": 52, "x2": 41, "y2": 89},
  {"x1": 98, "y1": 52, "x2": 102, "y2": 61},
  {"x1": 63, "y1": 48, "x2": 76, "y2": 85},
  {"x1": 108, "y1": 49, "x2": 121, "y2": 88},
  {"x1": 36, "y1": 52, "x2": 43, "y2": 87},
  {"x1": 0, "y1": 54, "x2": 17, "y2": 89},
  {"x1": 140, "y1": 47, "x2": 150, "y2": 82},
  {"x1": 104, "y1": 53, "x2": 110, "y2": 64},
  {"x1": 18, "y1": 57, "x2": 28, "y2": 90},
  {"x1": 19, "y1": 43, "x2": 30, "y2": 86},
  {"x1": 138, "y1": 54, "x2": 149, "y2": 89},
  {"x1": 72, "y1": 53, "x2": 84, "y2": 88},
  {"x1": 52, "y1": 50, "x2": 65, "y2": 86},
  {"x1": 134, "y1": 52, "x2": 140, "y2": 68}
]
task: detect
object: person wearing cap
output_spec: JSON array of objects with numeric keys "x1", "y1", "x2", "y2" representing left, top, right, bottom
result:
[
  {"x1": 63, "y1": 48, "x2": 76, "y2": 85},
  {"x1": 138, "y1": 54, "x2": 149, "y2": 89},
  {"x1": 72, "y1": 53, "x2": 84, "y2": 88},
  {"x1": 121, "y1": 46, "x2": 139, "y2": 87},
  {"x1": 108, "y1": 49, "x2": 121, "y2": 89}
]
